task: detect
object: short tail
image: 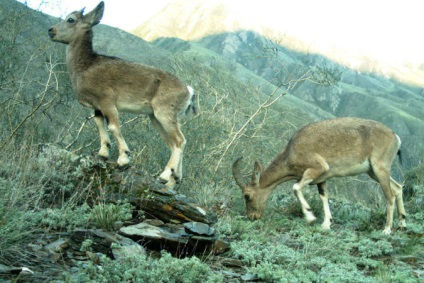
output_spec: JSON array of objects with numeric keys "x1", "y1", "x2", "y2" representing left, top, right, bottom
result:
[
  {"x1": 185, "y1": 86, "x2": 197, "y2": 115},
  {"x1": 397, "y1": 149, "x2": 403, "y2": 166},
  {"x1": 396, "y1": 134, "x2": 402, "y2": 166}
]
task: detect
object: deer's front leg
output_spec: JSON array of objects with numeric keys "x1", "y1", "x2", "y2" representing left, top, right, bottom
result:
[
  {"x1": 102, "y1": 108, "x2": 130, "y2": 166},
  {"x1": 94, "y1": 110, "x2": 111, "y2": 159},
  {"x1": 317, "y1": 182, "x2": 333, "y2": 230}
]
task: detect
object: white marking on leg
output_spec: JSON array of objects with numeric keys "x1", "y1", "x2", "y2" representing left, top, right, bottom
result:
[
  {"x1": 94, "y1": 115, "x2": 111, "y2": 158},
  {"x1": 293, "y1": 182, "x2": 316, "y2": 223},
  {"x1": 187, "y1": 85, "x2": 194, "y2": 96},
  {"x1": 320, "y1": 198, "x2": 332, "y2": 230},
  {"x1": 319, "y1": 187, "x2": 332, "y2": 230},
  {"x1": 160, "y1": 146, "x2": 183, "y2": 186},
  {"x1": 390, "y1": 177, "x2": 407, "y2": 229},
  {"x1": 108, "y1": 123, "x2": 130, "y2": 166}
]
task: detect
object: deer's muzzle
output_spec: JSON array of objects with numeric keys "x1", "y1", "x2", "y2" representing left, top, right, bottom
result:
[
  {"x1": 247, "y1": 212, "x2": 263, "y2": 221},
  {"x1": 48, "y1": 28, "x2": 56, "y2": 39}
]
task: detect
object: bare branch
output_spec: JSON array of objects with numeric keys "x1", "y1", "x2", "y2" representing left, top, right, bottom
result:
[{"x1": 0, "y1": 56, "x2": 57, "y2": 150}]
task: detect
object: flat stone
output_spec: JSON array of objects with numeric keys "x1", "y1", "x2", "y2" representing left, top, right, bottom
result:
[
  {"x1": 221, "y1": 258, "x2": 244, "y2": 268},
  {"x1": 144, "y1": 219, "x2": 164, "y2": 226},
  {"x1": 112, "y1": 244, "x2": 146, "y2": 260},
  {"x1": 210, "y1": 239, "x2": 231, "y2": 255},
  {"x1": 183, "y1": 222, "x2": 215, "y2": 236},
  {"x1": 119, "y1": 222, "x2": 188, "y2": 242},
  {"x1": 44, "y1": 238, "x2": 69, "y2": 253}
]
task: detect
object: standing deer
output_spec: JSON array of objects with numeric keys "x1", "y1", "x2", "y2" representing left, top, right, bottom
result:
[
  {"x1": 48, "y1": 2, "x2": 195, "y2": 188},
  {"x1": 232, "y1": 117, "x2": 406, "y2": 234}
]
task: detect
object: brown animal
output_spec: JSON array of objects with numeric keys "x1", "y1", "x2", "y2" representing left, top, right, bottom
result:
[
  {"x1": 48, "y1": 2, "x2": 195, "y2": 188},
  {"x1": 232, "y1": 117, "x2": 406, "y2": 234}
]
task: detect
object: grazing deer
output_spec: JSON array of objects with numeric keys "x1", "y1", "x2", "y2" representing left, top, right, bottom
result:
[
  {"x1": 232, "y1": 117, "x2": 406, "y2": 234},
  {"x1": 48, "y1": 2, "x2": 195, "y2": 188}
]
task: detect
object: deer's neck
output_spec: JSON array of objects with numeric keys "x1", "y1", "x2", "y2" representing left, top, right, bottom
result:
[
  {"x1": 259, "y1": 153, "x2": 297, "y2": 190},
  {"x1": 66, "y1": 30, "x2": 96, "y2": 74}
]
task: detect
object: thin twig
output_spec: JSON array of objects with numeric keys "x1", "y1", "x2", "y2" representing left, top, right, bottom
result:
[{"x1": 0, "y1": 57, "x2": 57, "y2": 150}]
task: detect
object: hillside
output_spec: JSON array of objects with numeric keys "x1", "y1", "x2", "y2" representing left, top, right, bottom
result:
[
  {"x1": 0, "y1": 1, "x2": 423, "y2": 282},
  {"x1": 133, "y1": 2, "x2": 424, "y2": 168},
  {"x1": 134, "y1": 0, "x2": 424, "y2": 88}
]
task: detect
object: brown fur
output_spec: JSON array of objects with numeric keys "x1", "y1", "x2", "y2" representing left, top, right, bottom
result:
[
  {"x1": 48, "y1": 2, "x2": 194, "y2": 188},
  {"x1": 233, "y1": 117, "x2": 406, "y2": 234}
]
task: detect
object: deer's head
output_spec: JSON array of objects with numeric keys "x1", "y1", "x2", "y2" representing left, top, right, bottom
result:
[
  {"x1": 232, "y1": 158, "x2": 272, "y2": 220},
  {"x1": 48, "y1": 1, "x2": 104, "y2": 44}
]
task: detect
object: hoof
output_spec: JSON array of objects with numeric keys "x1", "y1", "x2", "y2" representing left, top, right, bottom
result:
[
  {"x1": 305, "y1": 212, "x2": 317, "y2": 224},
  {"x1": 397, "y1": 226, "x2": 407, "y2": 231},
  {"x1": 399, "y1": 219, "x2": 407, "y2": 229},
  {"x1": 117, "y1": 152, "x2": 130, "y2": 167},
  {"x1": 117, "y1": 163, "x2": 130, "y2": 171},
  {"x1": 157, "y1": 177, "x2": 176, "y2": 190},
  {"x1": 158, "y1": 178, "x2": 168, "y2": 184},
  {"x1": 382, "y1": 227, "x2": 392, "y2": 235},
  {"x1": 170, "y1": 169, "x2": 181, "y2": 184},
  {"x1": 97, "y1": 154, "x2": 108, "y2": 161},
  {"x1": 98, "y1": 147, "x2": 110, "y2": 159},
  {"x1": 321, "y1": 222, "x2": 331, "y2": 230}
]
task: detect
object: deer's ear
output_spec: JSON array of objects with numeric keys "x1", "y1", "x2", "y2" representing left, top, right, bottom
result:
[
  {"x1": 232, "y1": 157, "x2": 247, "y2": 189},
  {"x1": 251, "y1": 161, "x2": 262, "y2": 186},
  {"x1": 83, "y1": 1, "x2": 104, "y2": 27}
]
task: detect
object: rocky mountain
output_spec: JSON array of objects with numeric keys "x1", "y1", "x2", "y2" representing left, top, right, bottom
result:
[
  {"x1": 2, "y1": 2, "x2": 423, "y2": 282},
  {"x1": 132, "y1": 0, "x2": 424, "y2": 167},
  {"x1": 1, "y1": 0, "x2": 423, "y2": 170},
  {"x1": 134, "y1": 0, "x2": 424, "y2": 88}
]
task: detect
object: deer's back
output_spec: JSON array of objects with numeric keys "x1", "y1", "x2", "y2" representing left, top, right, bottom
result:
[
  {"x1": 284, "y1": 117, "x2": 399, "y2": 174},
  {"x1": 70, "y1": 55, "x2": 188, "y2": 113}
]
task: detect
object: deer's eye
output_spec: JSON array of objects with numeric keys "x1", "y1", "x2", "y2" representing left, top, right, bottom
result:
[
  {"x1": 244, "y1": 194, "x2": 252, "y2": 202},
  {"x1": 67, "y1": 18, "x2": 75, "y2": 23}
]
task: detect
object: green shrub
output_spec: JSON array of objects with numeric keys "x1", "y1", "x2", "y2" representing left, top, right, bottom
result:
[
  {"x1": 89, "y1": 202, "x2": 133, "y2": 230},
  {"x1": 63, "y1": 250, "x2": 223, "y2": 283},
  {"x1": 40, "y1": 204, "x2": 91, "y2": 231}
]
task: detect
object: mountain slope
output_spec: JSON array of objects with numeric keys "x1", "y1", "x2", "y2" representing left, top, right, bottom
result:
[
  {"x1": 0, "y1": 0, "x2": 332, "y2": 180},
  {"x1": 2, "y1": 0, "x2": 422, "y2": 170},
  {"x1": 148, "y1": 31, "x2": 424, "y2": 167},
  {"x1": 133, "y1": 1, "x2": 424, "y2": 167},
  {"x1": 134, "y1": 0, "x2": 424, "y2": 87}
]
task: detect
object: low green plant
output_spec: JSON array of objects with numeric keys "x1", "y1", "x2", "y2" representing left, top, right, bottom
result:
[
  {"x1": 63, "y1": 250, "x2": 223, "y2": 283},
  {"x1": 89, "y1": 201, "x2": 133, "y2": 230},
  {"x1": 40, "y1": 204, "x2": 91, "y2": 231},
  {"x1": 80, "y1": 239, "x2": 94, "y2": 253}
]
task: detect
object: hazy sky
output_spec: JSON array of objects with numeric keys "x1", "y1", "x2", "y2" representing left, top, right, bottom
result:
[{"x1": 19, "y1": 0, "x2": 424, "y2": 65}]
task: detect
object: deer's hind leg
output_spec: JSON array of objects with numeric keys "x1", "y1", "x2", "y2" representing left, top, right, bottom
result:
[
  {"x1": 390, "y1": 177, "x2": 407, "y2": 229},
  {"x1": 149, "y1": 114, "x2": 186, "y2": 189},
  {"x1": 368, "y1": 165, "x2": 395, "y2": 235}
]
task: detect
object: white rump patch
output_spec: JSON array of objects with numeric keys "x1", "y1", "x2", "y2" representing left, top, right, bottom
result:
[
  {"x1": 187, "y1": 85, "x2": 194, "y2": 98},
  {"x1": 396, "y1": 134, "x2": 402, "y2": 148}
]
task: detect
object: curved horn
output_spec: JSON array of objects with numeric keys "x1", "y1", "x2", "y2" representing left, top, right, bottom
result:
[{"x1": 232, "y1": 157, "x2": 246, "y2": 189}]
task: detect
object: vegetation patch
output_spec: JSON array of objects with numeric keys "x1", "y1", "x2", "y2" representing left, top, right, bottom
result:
[{"x1": 0, "y1": 1, "x2": 423, "y2": 282}]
